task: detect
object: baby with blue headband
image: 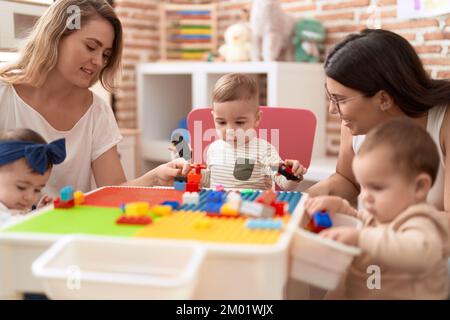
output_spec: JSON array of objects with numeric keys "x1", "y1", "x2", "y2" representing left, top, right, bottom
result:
[{"x1": 0, "y1": 128, "x2": 66, "y2": 224}]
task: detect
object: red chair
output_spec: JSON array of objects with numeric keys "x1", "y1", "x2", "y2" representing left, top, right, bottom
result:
[{"x1": 187, "y1": 106, "x2": 316, "y2": 168}]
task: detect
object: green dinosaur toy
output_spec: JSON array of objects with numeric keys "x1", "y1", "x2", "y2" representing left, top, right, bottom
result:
[{"x1": 292, "y1": 18, "x2": 326, "y2": 63}]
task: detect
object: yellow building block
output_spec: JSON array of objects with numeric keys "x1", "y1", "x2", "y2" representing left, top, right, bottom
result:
[
  {"x1": 151, "y1": 205, "x2": 172, "y2": 217},
  {"x1": 125, "y1": 202, "x2": 150, "y2": 217},
  {"x1": 193, "y1": 217, "x2": 212, "y2": 229},
  {"x1": 74, "y1": 191, "x2": 85, "y2": 205},
  {"x1": 220, "y1": 204, "x2": 239, "y2": 217}
]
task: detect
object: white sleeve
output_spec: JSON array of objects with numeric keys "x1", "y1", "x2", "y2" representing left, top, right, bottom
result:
[{"x1": 91, "y1": 95, "x2": 123, "y2": 161}]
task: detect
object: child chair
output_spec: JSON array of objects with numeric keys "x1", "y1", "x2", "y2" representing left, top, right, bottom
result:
[{"x1": 187, "y1": 106, "x2": 316, "y2": 168}]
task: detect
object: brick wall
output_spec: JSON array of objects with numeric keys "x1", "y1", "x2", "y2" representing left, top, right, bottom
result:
[
  {"x1": 114, "y1": 0, "x2": 160, "y2": 129},
  {"x1": 115, "y1": 0, "x2": 449, "y2": 155}
]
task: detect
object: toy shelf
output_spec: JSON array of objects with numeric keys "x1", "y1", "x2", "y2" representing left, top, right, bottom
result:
[{"x1": 159, "y1": 3, "x2": 218, "y2": 61}]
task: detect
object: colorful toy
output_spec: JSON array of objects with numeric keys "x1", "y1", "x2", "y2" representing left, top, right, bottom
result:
[
  {"x1": 54, "y1": 185, "x2": 83, "y2": 209},
  {"x1": 306, "y1": 210, "x2": 332, "y2": 233},
  {"x1": 116, "y1": 215, "x2": 152, "y2": 226},
  {"x1": 60, "y1": 186, "x2": 74, "y2": 201},
  {"x1": 218, "y1": 22, "x2": 251, "y2": 62},
  {"x1": 174, "y1": 181, "x2": 186, "y2": 191},
  {"x1": 186, "y1": 181, "x2": 200, "y2": 192},
  {"x1": 274, "y1": 162, "x2": 301, "y2": 181},
  {"x1": 220, "y1": 204, "x2": 239, "y2": 217},
  {"x1": 193, "y1": 217, "x2": 212, "y2": 229},
  {"x1": 256, "y1": 190, "x2": 277, "y2": 206},
  {"x1": 74, "y1": 191, "x2": 85, "y2": 205},
  {"x1": 240, "y1": 201, "x2": 274, "y2": 219},
  {"x1": 292, "y1": 18, "x2": 325, "y2": 63},
  {"x1": 151, "y1": 205, "x2": 172, "y2": 217},
  {"x1": 161, "y1": 201, "x2": 180, "y2": 210},
  {"x1": 182, "y1": 192, "x2": 200, "y2": 205},
  {"x1": 246, "y1": 219, "x2": 282, "y2": 230},
  {"x1": 125, "y1": 202, "x2": 150, "y2": 217}
]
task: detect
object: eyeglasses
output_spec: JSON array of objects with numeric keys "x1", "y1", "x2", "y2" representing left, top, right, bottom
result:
[{"x1": 324, "y1": 84, "x2": 366, "y2": 116}]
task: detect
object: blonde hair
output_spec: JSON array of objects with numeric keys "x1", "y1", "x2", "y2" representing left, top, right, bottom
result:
[
  {"x1": 0, "y1": 0, "x2": 122, "y2": 92},
  {"x1": 212, "y1": 73, "x2": 259, "y2": 104}
]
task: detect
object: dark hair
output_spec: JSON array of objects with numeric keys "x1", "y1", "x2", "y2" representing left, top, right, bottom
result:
[
  {"x1": 358, "y1": 118, "x2": 440, "y2": 185},
  {"x1": 0, "y1": 128, "x2": 53, "y2": 171},
  {"x1": 325, "y1": 29, "x2": 450, "y2": 117},
  {"x1": 213, "y1": 73, "x2": 259, "y2": 104}
]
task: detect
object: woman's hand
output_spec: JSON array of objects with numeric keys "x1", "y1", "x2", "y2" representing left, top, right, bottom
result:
[{"x1": 152, "y1": 158, "x2": 191, "y2": 186}]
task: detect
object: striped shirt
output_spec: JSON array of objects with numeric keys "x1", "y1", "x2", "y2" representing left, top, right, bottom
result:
[{"x1": 204, "y1": 138, "x2": 301, "y2": 191}]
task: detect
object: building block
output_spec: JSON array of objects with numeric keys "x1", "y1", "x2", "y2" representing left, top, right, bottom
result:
[
  {"x1": 226, "y1": 191, "x2": 241, "y2": 211},
  {"x1": 193, "y1": 217, "x2": 212, "y2": 229},
  {"x1": 220, "y1": 203, "x2": 239, "y2": 217},
  {"x1": 74, "y1": 191, "x2": 85, "y2": 205},
  {"x1": 54, "y1": 197, "x2": 75, "y2": 209},
  {"x1": 240, "y1": 201, "x2": 274, "y2": 218},
  {"x1": 174, "y1": 181, "x2": 186, "y2": 191},
  {"x1": 246, "y1": 219, "x2": 283, "y2": 230},
  {"x1": 187, "y1": 171, "x2": 201, "y2": 184},
  {"x1": 151, "y1": 205, "x2": 173, "y2": 217},
  {"x1": 161, "y1": 201, "x2": 180, "y2": 210},
  {"x1": 182, "y1": 192, "x2": 199, "y2": 205},
  {"x1": 206, "y1": 191, "x2": 225, "y2": 203},
  {"x1": 125, "y1": 202, "x2": 150, "y2": 217},
  {"x1": 275, "y1": 162, "x2": 301, "y2": 181},
  {"x1": 256, "y1": 190, "x2": 277, "y2": 206},
  {"x1": 174, "y1": 176, "x2": 187, "y2": 183},
  {"x1": 190, "y1": 163, "x2": 207, "y2": 175},
  {"x1": 273, "y1": 202, "x2": 287, "y2": 217},
  {"x1": 116, "y1": 215, "x2": 152, "y2": 225},
  {"x1": 60, "y1": 186, "x2": 74, "y2": 201},
  {"x1": 186, "y1": 181, "x2": 200, "y2": 192},
  {"x1": 205, "y1": 202, "x2": 222, "y2": 213},
  {"x1": 306, "y1": 210, "x2": 332, "y2": 233},
  {"x1": 120, "y1": 203, "x2": 126, "y2": 213}
]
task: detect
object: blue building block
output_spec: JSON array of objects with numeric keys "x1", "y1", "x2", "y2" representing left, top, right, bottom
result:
[
  {"x1": 246, "y1": 219, "x2": 283, "y2": 230},
  {"x1": 174, "y1": 181, "x2": 186, "y2": 191},
  {"x1": 206, "y1": 191, "x2": 225, "y2": 203},
  {"x1": 162, "y1": 201, "x2": 180, "y2": 210},
  {"x1": 205, "y1": 202, "x2": 222, "y2": 213},
  {"x1": 312, "y1": 210, "x2": 332, "y2": 229},
  {"x1": 60, "y1": 185, "x2": 74, "y2": 201}
]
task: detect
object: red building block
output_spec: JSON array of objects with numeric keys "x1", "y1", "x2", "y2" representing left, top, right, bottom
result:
[
  {"x1": 116, "y1": 215, "x2": 152, "y2": 225},
  {"x1": 186, "y1": 181, "x2": 200, "y2": 192},
  {"x1": 256, "y1": 190, "x2": 277, "y2": 206},
  {"x1": 54, "y1": 197, "x2": 75, "y2": 209}
]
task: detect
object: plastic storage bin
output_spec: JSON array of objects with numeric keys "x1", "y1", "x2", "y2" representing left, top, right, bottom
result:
[
  {"x1": 290, "y1": 213, "x2": 362, "y2": 290},
  {"x1": 31, "y1": 236, "x2": 205, "y2": 299}
]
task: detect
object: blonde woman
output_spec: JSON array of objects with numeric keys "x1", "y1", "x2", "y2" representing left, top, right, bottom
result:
[{"x1": 0, "y1": 0, "x2": 190, "y2": 197}]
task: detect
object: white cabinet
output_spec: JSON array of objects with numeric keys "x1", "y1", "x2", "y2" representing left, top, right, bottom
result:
[{"x1": 137, "y1": 62, "x2": 326, "y2": 161}]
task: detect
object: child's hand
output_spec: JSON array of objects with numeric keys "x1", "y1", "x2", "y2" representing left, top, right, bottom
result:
[
  {"x1": 319, "y1": 226, "x2": 359, "y2": 247},
  {"x1": 37, "y1": 195, "x2": 53, "y2": 209},
  {"x1": 304, "y1": 195, "x2": 346, "y2": 217},
  {"x1": 285, "y1": 159, "x2": 307, "y2": 180},
  {"x1": 153, "y1": 158, "x2": 191, "y2": 186}
]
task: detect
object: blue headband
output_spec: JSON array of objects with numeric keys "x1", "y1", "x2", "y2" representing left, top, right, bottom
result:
[{"x1": 0, "y1": 138, "x2": 66, "y2": 175}]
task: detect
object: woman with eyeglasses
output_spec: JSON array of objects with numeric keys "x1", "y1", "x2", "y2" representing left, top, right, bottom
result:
[{"x1": 306, "y1": 29, "x2": 450, "y2": 218}]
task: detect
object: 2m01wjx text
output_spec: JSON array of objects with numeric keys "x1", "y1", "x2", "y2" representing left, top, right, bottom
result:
[{"x1": 220, "y1": 304, "x2": 274, "y2": 316}]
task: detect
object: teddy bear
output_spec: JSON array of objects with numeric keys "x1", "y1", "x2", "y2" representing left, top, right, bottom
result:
[
  {"x1": 218, "y1": 23, "x2": 252, "y2": 62},
  {"x1": 293, "y1": 18, "x2": 326, "y2": 63},
  {"x1": 249, "y1": 0, "x2": 297, "y2": 61}
]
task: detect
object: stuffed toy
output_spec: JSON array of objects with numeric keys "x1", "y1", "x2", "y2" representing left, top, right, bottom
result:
[
  {"x1": 293, "y1": 18, "x2": 326, "y2": 63},
  {"x1": 249, "y1": 0, "x2": 296, "y2": 61},
  {"x1": 219, "y1": 23, "x2": 252, "y2": 62}
]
